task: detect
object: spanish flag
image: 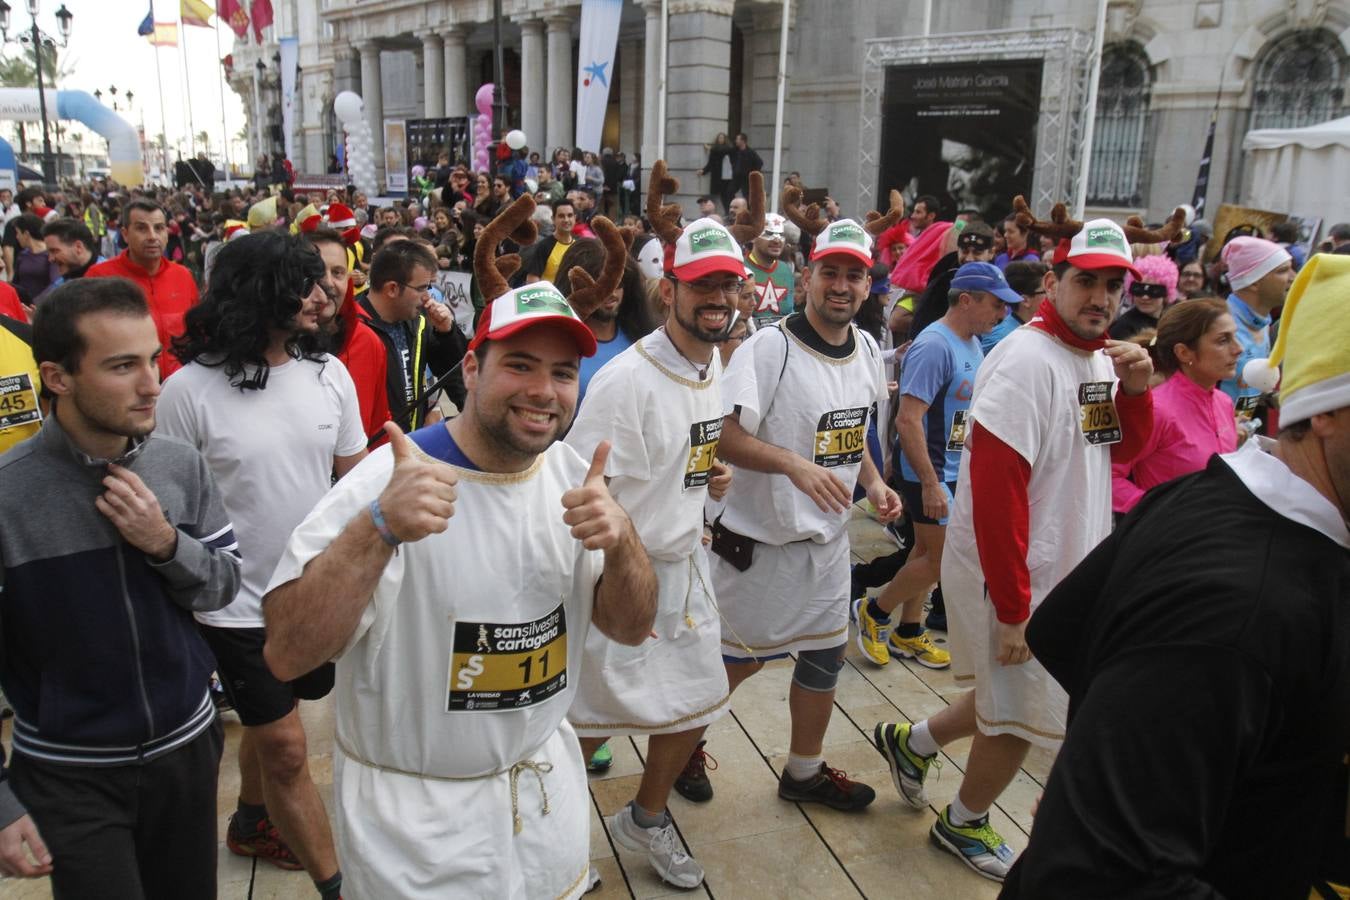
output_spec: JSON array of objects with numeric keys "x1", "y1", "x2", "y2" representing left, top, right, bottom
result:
[
  {"x1": 146, "y1": 21, "x2": 178, "y2": 46},
  {"x1": 181, "y1": 0, "x2": 214, "y2": 28}
]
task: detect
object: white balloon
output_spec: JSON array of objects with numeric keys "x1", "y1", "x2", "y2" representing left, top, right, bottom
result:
[
  {"x1": 1243, "y1": 358, "x2": 1281, "y2": 393},
  {"x1": 333, "y1": 91, "x2": 364, "y2": 124},
  {"x1": 505, "y1": 129, "x2": 527, "y2": 150}
]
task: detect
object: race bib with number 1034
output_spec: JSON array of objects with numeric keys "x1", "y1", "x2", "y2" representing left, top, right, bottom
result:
[
  {"x1": 814, "y1": 407, "x2": 869, "y2": 468},
  {"x1": 447, "y1": 603, "x2": 568, "y2": 712}
]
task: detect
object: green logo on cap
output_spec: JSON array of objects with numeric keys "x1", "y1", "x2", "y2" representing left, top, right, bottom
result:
[
  {"x1": 828, "y1": 222, "x2": 866, "y2": 246},
  {"x1": 1085, "y1": 225, "x2": 1126, "y2": 253},
  {"x1": 689, "y1": 227, "x2": 734, "y2": 254},
  {"x1": 514, "y1": 285, "x2": 575, "y2": 317}
]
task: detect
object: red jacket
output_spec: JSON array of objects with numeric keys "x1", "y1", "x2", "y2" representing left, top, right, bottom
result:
[
  {"x1": 334, "y1": 283, "x2": 392, "y2": 442},
  {"x1": 0, "y1": 282, "x2": 25, "y2": 323},
  {"x1": 87, "y1": 252, "x2": 199, "y2": 378}
]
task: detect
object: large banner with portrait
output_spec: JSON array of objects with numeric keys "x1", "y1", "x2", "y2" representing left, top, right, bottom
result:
[{"x1": 877, "y1": 61, "x2": 1043, "y2": 222}]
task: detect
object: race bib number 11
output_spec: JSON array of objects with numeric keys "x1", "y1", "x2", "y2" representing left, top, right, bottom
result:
[
  {"x1": 447, "y1": 603, "x2": 568, "y2": 712},
  {"x1": 1078, "y1": 381, "x2": 1122, "y2": 446},
  {"x1": 814, "y1": 407, "x2": 869, "y2": 468}
]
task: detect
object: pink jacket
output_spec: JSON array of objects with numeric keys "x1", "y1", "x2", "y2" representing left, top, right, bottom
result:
[{"x1": 1112, "y1": 371, "x2": 1238, "y2": 514}]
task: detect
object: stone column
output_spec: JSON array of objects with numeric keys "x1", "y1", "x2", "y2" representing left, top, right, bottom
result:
[
  {"x1": 356, "y1": 40, "x2": 385, "y2": 186},
  {"x1": 667, "y1": 0, "x2": 734, "y2": 214},
  {"x1": 545, "y1": 13, "x2": 575, "y2": 155},
  {"x1": 641, "y1": 0, "x2": 661, "y2": 174},
  {"x1": 423, "y1": 33, "x2": 445, "y2": 118},
  {"x1": 618, "y1": 32, "x2": 640, "y2": 157},
  {"x1": 442, "y1": 26, "x2": 469, "y2": 118},
  {"x1": 518, "y1": 18, "x2": 547, "y2": 153}
]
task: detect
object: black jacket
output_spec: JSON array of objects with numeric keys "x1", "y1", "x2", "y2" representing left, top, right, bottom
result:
[{"x1": 356, "y1": 296, "x2": 468, "y2": 432}]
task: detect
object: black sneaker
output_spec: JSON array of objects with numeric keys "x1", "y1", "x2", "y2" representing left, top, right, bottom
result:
[
  {"x1": 925, "y1": 585, "x2": 947, "y2": 631},
  {"x1": 673, "y1": 740, "x2": 717, "y2": 802},
  {"x1": 777, "y1": 763, "x2": 875, "y2": 811}
]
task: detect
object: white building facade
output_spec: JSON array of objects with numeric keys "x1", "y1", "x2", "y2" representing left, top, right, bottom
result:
[{"x1": 227, "y1": 0, "x2": 1350, "y2": 222}]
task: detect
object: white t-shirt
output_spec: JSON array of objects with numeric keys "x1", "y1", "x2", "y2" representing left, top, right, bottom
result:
[
  {"x1": 945, "y1": 326, "x2": 1119, "y2": 608},
  {"x1": 719, "y1": 320, "x2": 886, "y2": 545},
  {"x1": 157, "y1": 356, "x2": 366, "y2": 627},
  {"x1": 266, "y1": 439, "x2": 603, "y2": 779},
  {"x1": 565, "y1": 329, "x2": 722, "y2": 562}
]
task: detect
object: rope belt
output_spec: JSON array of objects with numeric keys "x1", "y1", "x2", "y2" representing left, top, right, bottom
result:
[{"x1": 337, "y1": 736, "x2": 554, "y2": 835}]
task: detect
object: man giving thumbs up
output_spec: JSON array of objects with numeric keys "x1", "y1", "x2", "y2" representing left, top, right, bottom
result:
[{"x1": 261, "y1": 278, "x2": 657, "y2": 900}]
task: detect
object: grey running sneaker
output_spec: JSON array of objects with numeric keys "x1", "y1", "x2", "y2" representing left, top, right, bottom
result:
[
  {"x1": 609, "y1": 802, "x2": 704, "y2": 889},
  {"x1": 930, "y1": 805, "x2": 1016, "y2": 882},
  {"x1": 872, "y1": 721, "x2": 941, "y2": 808}
]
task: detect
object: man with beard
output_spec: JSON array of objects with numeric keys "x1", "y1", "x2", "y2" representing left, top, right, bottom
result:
[
  {"x1": 873, "y1": 216, "x2": 1155, "y2": 882},
  {"x1": 746, "y1": 213, "x2": 795, "y2": 326},
  {"x1": 0, "y1": 279, "x2": 240, "y2": 896},
  {"x1": 87, "y1": 199, "x2": 199, "y2": 379},
  {"x1": 303, "y1": 227, "x2": 392, "y2": 440},
  {"x1": 260, "y1": 197, "x2": 657, "y2": 899},
  {"x1": 41, "y1": 218, "x2": 103, "y2": 284},
  {"x1": 565, "y1": 217, "x2": 740, "y2": 890},
  {"x1": 157, "y1": 231, "x2": 366, "y2": 898},
  {"x1": 708, "y1": 215, "x2": 901, "y2": 808}
]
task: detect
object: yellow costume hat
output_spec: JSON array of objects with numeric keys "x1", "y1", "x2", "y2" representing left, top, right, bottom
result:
[{"x1": 1268, "y1": 253, "x2": 1350, "y2": 423}]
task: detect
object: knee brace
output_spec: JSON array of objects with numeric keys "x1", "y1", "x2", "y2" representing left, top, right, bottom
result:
[{"x1": 791, "y1": 644, "x2": 847, "y2": 693}]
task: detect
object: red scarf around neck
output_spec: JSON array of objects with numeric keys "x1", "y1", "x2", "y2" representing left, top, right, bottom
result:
[{"x1": 1029, "y1": 298, "x2": 1109, "y2": 352}]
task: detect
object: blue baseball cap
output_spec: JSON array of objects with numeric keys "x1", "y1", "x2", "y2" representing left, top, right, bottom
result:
[{"x1": 950, "y1": 261, "x2": 1023, "y2": 305}]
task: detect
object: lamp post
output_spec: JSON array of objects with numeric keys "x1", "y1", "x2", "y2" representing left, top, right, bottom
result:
[{"x1": 0, "y1": 1, "x2": 73, "y2": 186}]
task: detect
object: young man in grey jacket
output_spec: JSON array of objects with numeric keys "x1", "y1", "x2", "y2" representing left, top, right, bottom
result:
[{"x1": 0, "y1": 278, "x2": 241, "y2": 898}]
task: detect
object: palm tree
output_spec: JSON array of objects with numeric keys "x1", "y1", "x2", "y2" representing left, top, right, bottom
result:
[
  {"x1": 0, "y1": 48, "x2": 70, "y2": 157},
  {"x1": 196, "y1": 130, "x2": 211, "y2": 156}
]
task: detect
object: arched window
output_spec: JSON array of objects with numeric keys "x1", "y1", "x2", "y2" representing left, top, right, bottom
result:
[
  {"x1": 1088, "y1": 43, "x2": 1152, "y2": 207},
  {"x1": 1250, "y1": 29, "x2": 1346, "y2": 131}
]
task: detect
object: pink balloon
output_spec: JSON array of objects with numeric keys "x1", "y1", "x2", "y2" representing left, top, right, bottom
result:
[{"x1": 475, "y1": 83, "x2": 495, "y2": 116}]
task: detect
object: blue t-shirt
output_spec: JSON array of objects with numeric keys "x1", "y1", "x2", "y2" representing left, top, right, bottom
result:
[
  {"x1": 1220, "y1": 294, "x2": 1271, "y2": 418},
  {"x1": 980, "y1": 310, "x2": 1020, "y2": 354},
  {"x1": 577, "y1": 330, "x2": 635, "y2": 409},
  {"x1": 898, "y1": 321, "x2": 983, "y2": 483},
  {"x1": 409, "y1": 422, "x2": 481, "y2": 470}
]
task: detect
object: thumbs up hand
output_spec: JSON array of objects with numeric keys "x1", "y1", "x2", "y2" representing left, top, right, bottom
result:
[
  {"x1": 560, "y1": 441, "x2": 630, "y2": 551},
  {"x1": 375, "y1": 421, "x2": 459, "y2": 543}
]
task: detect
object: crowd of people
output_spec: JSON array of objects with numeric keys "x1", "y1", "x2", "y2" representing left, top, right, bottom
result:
[{"x1": 0, "y1": 140, "x2": 1344, "y2": 900}]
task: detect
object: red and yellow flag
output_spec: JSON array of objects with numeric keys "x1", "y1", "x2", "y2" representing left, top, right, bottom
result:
[{"x1": 181, "y1": 0, "x2": 214, "y2": 28}]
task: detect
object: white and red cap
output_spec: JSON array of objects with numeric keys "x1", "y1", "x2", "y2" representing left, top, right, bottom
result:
[
  {"x1": 810, "y1": 219, "x2": 874, "y2": 268},
  {"x1": 761, "y1": 212, "x2": 786, "y2": 238},
  {"x1": 467, "y1": 281, "x2": 598, "y2": 357},
  {"x1": 1052, "y1": 218, "x2": 1140, "y2": 277},
  {"x1": 670, "y1": 217, "x2": 746, "y2": 280}
]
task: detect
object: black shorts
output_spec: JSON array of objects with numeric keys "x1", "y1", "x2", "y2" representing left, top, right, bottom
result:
[
  {"x1": 895, "y1": 478, "x2": 957, "y2": 527},
  {"x1": 199, "y1": 625, "x2": 334, "y2": 727}
]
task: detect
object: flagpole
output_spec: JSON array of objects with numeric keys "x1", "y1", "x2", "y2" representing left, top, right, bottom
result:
[
  {"x1": 769, "y1": 0, "x2": 790, "y2": 214},
  {"x1": 214, "y1": 8, "x2": 232, "y2": 180},
  {"x1": 152, "y1": 40, "x2": 171, "y2": 183},
  {"x1": 656, "y1": 0, "x2": 667, "y2": 159},
  {"x1": 179, "y1": 15, "x2": 199, "y2": 159}
]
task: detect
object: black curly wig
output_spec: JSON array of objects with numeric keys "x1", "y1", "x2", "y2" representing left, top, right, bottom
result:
[{"x1": 173, "y1": 230, "x2": 327, "y2": 390}]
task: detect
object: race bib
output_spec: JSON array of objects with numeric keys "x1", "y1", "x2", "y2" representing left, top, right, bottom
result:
[
  {"x1": 946, "y1": 409, "x2": 969, "y2": 452},
  {"x1": 684, "y1": 418, "x2": 722, "y2": 489},
  {"x1": 447, "y1": 603, "x2": 568, "y2": 712},
  {"x1": 814, "y1": 406, "x2": 868, "y2": 468},
  {"x1": 0, "y1": 373, "x2": 41, "y2": 432},
  {"x1": 1078, "y1": 381, "x2": 1121, "y2": 445}
]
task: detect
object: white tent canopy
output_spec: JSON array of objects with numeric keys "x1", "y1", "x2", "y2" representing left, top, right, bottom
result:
[{"x1": 1242, "y1": 115, "x2": 1350, "y2": 227}]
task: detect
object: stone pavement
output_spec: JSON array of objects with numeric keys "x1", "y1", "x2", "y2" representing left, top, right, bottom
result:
[{"x1": 1, "y1": 509, "x2": 1055, "y2": 899}]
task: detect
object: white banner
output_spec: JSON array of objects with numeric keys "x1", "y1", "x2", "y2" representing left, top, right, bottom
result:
[
  {"x1": 435, "y1": 270, "x2": 476, "y2": 338},
  {"x1": 574, "y1": 0, "x2": 622, "y2": 154},
  {"x1": 384, "y1": 119, "x2": 408, "y2": 193},
  {"x1": 279, "y1": 38, "x2": 299, "y2": 164}
]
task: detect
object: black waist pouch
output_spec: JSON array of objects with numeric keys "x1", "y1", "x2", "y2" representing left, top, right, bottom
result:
[{"x1": 709, "y1": 517, "x2": 755, "y2": 572}]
